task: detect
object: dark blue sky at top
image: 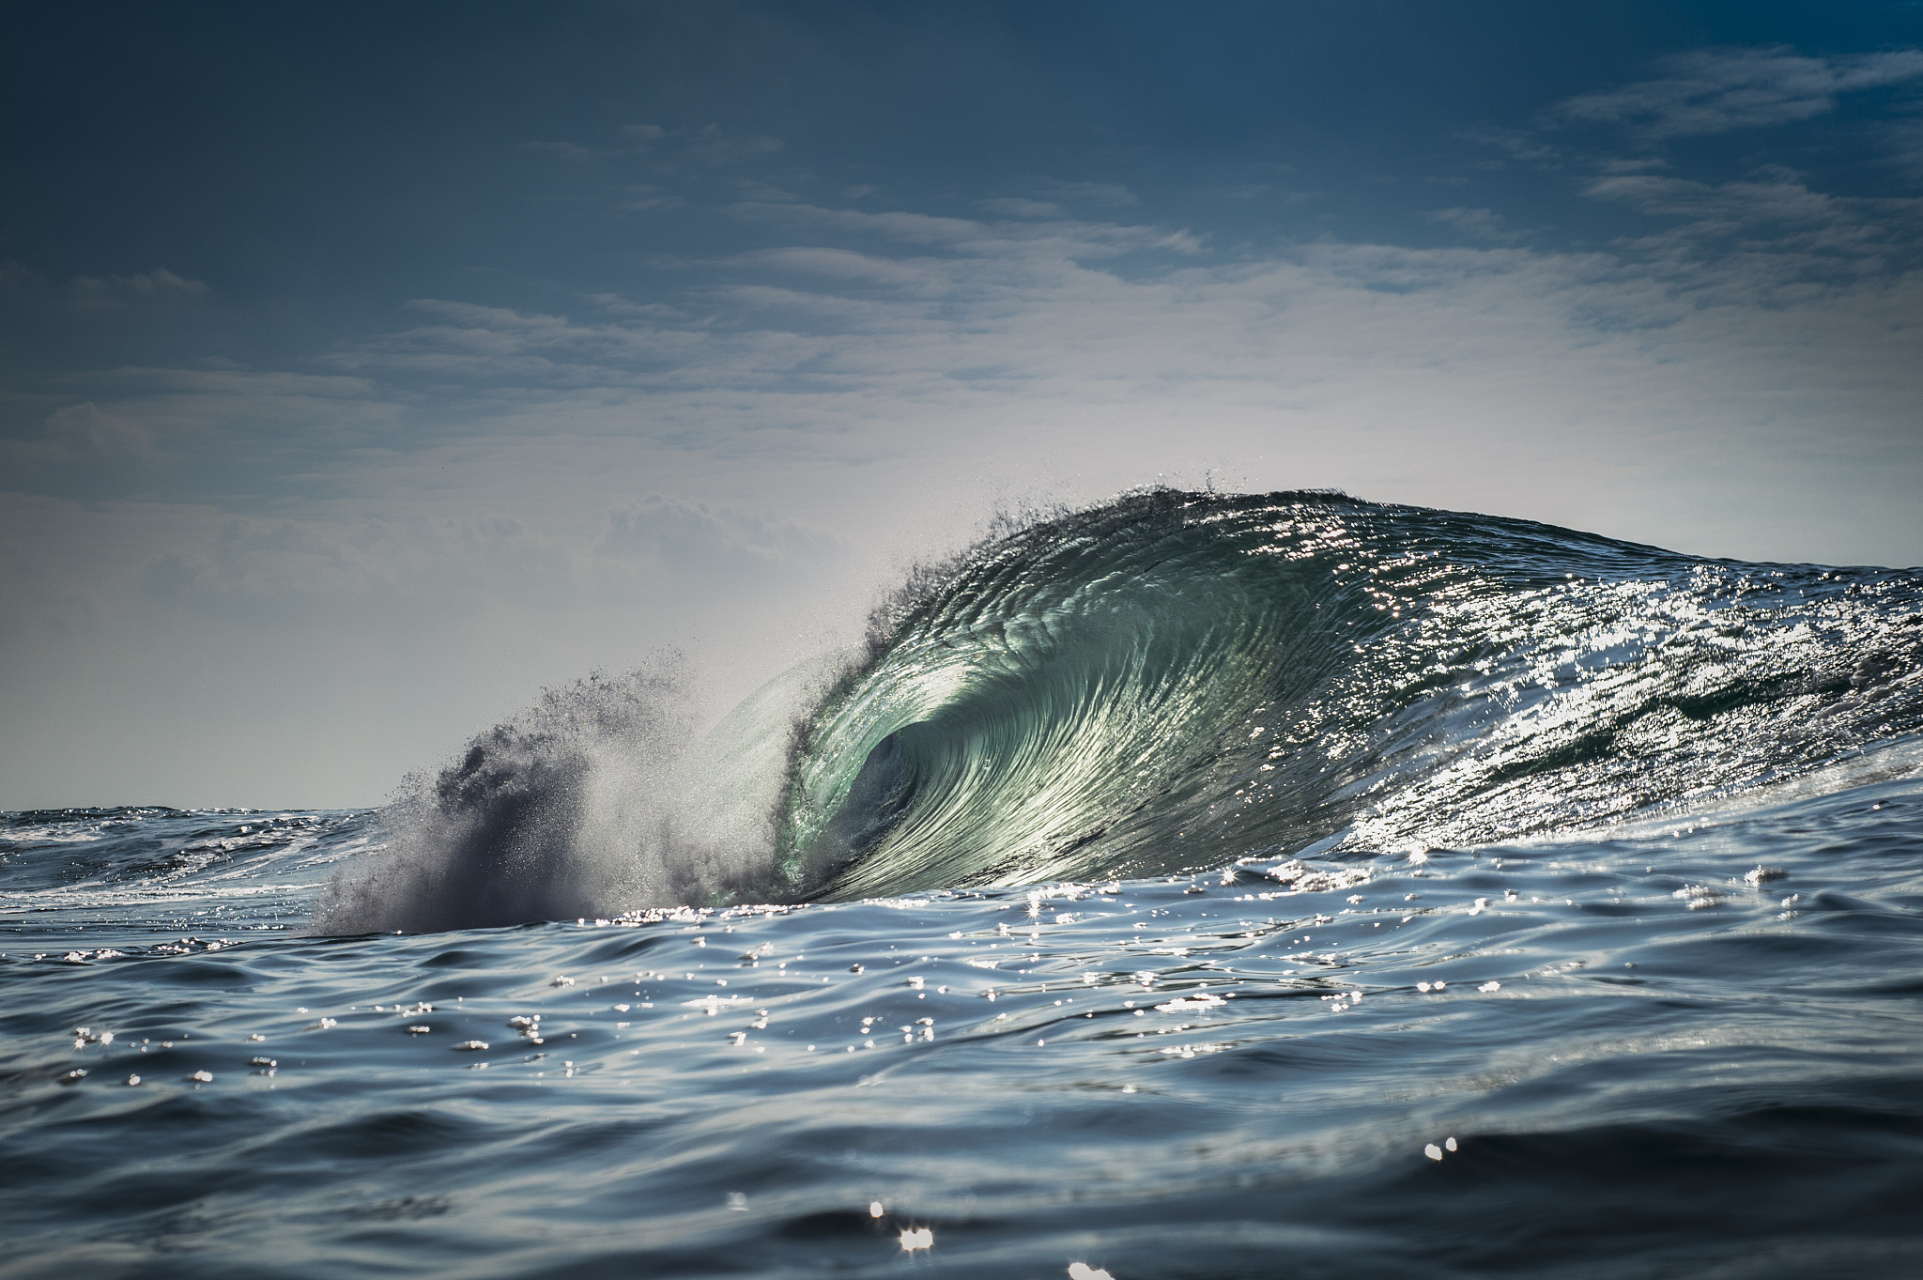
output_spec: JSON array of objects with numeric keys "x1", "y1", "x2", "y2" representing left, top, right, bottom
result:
[{"x1": 8, "y1": 0, "x2": 1922, "y2": 377}]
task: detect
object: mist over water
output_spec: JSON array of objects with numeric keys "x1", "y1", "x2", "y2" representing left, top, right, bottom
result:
[{"x1": 11, "y1": 491, "x2": 1923, "y2": 1279}]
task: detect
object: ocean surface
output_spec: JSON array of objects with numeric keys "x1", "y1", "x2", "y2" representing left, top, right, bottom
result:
[{"x1": 5, "y1": 491, "x2": 1923, "y2": 1278}]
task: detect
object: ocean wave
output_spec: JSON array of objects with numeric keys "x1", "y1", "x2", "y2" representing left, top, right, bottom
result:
[
  {"x1": 785, "y1": 490, "x2": 1922, "y2": 897},
  {"x1": 321, "y1": 490, "x2": 1923, "y2": 930}
]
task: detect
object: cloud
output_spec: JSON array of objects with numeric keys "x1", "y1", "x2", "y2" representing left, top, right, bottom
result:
[
  {"x1": 0, "y1": 260, "x2": 207, "y2": 325},
  {"x1": 324, "y1": 299, "x2": 718, "y2": 385},
  {"x1": 983, "y1": 184, "x2": 1144, "y2": 216},
  {"x1": 55, "y1": 266, "x2": 211, "y2": 311},
  {"x1": 1887, "y1": 117, "x2": 1923, "y2": 182},
  {"x1": 13, "y1": 132, "x2": 1923, "y2": 609},
  {"x1": 229, "y1": 184, "x2": 1922, "y2": 492},
  {"x1": 260, "y1": 195, "x2": 1918, "y2": 538},
  {"x1": 1559, "y1": 46, "x2": 1923, "y2": 139},
  {"x1": 1457, "y1": 125, "x2": 1560, "y2": 166},
  {"x1": 1422, "y1": 207, "x2": 1518, "y2": 242},
  {"x1": 732, "y1": 178, "x2": 800, "y2": 203},
  {"x1": 583, "y1": 293, "x2": 687, "y2": 320},
  {"x1": 1579, "y1": 167, "x2": 1923, "y2": 296},
  {"x1": 121, "y1": 267, "x2": 208, "y2": 296},
  {"x1": 682, "y1": 124, "x2": 784, "y2": 166},
  {"x1": 726, "y1": 246, "x2": 950, "y2": 293},
  {"x1": 1595, "y1": 157, "x2": 1671, "y2": 175},
  {"x1": 0, "y1": 365, "x2": 405, "y2": 498},
  {"x1": 37, "y1": 401, "x2": 156, "y2": 461},
  {"x1": 1584, "y1": 170, "x2": 1837, "y2": 223},
  {"x1": 620, "y1": 184, "x2": 683, "y2": 212},
  {"x1": 729, "y1": 200, "x2": 1203, "y2": 258}
]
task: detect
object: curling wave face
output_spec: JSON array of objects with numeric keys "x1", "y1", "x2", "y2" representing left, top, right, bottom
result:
[{"x1": 782, "y1": 491, "x2": 1923, "y2": 900}]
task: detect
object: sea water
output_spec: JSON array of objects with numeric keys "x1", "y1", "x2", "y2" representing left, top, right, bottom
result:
[{"x1": 5, "y1": 492, "x2": 1921, "y2": 1278}]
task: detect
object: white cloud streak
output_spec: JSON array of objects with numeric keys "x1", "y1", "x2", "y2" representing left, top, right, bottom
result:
[
  {"x1": 1560, "y1": 46, "x2": 1923, "y2": 139},
  {"x1": 25, "y1": 190, "x2": 1918, "y2": 561}
]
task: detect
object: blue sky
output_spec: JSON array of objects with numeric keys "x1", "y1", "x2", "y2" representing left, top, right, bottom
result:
[{"x1": 5, "y1": 1, "x2": 1922, "y2": 806}]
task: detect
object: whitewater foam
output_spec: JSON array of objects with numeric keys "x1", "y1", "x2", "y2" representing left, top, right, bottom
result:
[{"x1": 314, "y1": 654, "x2": 843, "y2": 932}]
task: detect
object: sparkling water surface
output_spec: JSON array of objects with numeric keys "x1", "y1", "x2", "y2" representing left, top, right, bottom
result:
[{"x1": 6, "y1": 743, "x2": 1923, "y2": 1278}]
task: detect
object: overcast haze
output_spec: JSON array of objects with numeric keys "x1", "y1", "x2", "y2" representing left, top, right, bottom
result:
[{"x1": 4, "y1": 1, "x2": 1922, "y2": 808}]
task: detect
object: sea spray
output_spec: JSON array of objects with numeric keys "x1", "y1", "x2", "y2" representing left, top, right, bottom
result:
[{"x1": 314, "y1": 654, "x2": 844, "y2": 932}]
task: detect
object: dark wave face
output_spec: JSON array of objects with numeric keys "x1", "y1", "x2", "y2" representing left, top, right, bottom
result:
[{"x1": 782, "y1": 491, "x2": 1923, "y2": 900}]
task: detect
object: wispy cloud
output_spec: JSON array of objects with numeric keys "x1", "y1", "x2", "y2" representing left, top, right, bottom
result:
[
  {"x1": 682, "y1": 124, "x2": 784, "y2": 166},
  {"x1": 620, "y1": 184, "x2": 683, "y2": 212},
  {"x1": 28, "y1": 401, "x2": 157, "y2": 463},
  {"x1": 725, "y1": 246, "x2": 952, "y2": 294},
  {"x1": 1560, "y1": 46, "x2": 1923, "y2": 139},
  {"x1": 46, "y1": 186, "x2": 1914, "y2": 517},
  {"x1": 1422, "y1": 207, "x2": 1518, "y2": 243},
  {"x1": 1457, "y1": 125, "x2": 1561, "y2": 167},
  {"x1": 1582, "y1": 166, "x2": 1923, "y2": 296}
]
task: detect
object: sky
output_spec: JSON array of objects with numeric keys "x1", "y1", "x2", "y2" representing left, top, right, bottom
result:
[{"x1": 4, "y1": 0, "x2": 1923, "y2": 808}]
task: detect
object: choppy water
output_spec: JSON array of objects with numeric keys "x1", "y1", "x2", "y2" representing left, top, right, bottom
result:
[{"x1": 6, "y1": 492, "x2": 1923, "y2": 1278}]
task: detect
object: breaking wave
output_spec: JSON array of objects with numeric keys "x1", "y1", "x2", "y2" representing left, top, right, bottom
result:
[{"x1": 321, "y1": 490, "x2": 1923, "y2": 931}]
